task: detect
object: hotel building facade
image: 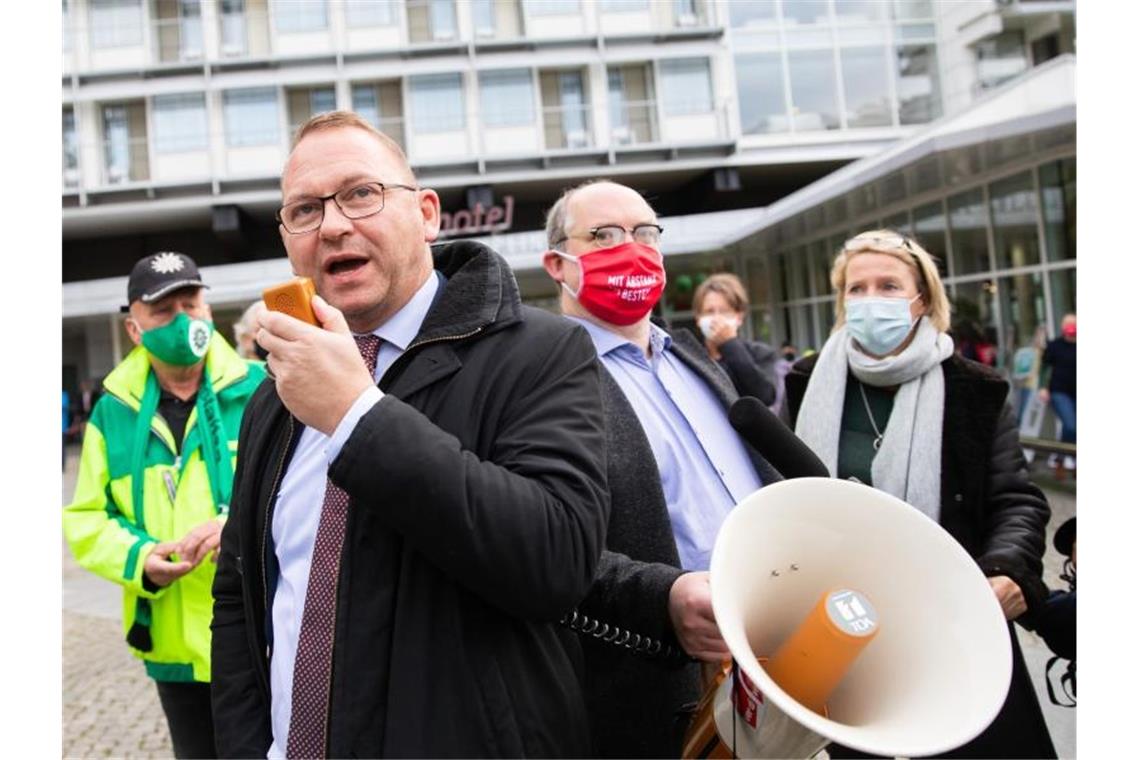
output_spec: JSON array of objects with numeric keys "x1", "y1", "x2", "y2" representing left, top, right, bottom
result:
[{"x1": 62, "y1": 0, "x2": 1075, "y2": 394}]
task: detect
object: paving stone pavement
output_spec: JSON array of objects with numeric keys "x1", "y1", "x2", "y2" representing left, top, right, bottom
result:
[
  {"x1": 63, "y1": 609, "x2": 173, "y2": 758},
  {"x1": 63, "y1": 445, "x2": 173, "y2": 759},
  {"x1": 60, "y1": 445, "x2": 1076, "y2": 759}
]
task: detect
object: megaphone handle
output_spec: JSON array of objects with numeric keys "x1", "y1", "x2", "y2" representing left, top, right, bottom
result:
[{"x1": 700, "y1": 659, "x2": 732, "y2": 691}]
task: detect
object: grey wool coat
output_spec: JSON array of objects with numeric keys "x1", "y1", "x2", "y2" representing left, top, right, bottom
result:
[{"x1": 572, "y1": 327, "x2": 783, "y2": 758}]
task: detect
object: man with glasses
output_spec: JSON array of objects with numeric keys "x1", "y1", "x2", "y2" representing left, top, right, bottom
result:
[
  {"x1": 541, "y1": 180, "x2": 781, "y2": 757},
  {"x1": 211, "y1": 112, "x2": 609, "y2": 759}
]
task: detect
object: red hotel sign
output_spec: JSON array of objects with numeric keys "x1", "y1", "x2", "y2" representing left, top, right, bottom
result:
[{"x1": 437, "y1": 195, "x2": 515, "y2": 238}]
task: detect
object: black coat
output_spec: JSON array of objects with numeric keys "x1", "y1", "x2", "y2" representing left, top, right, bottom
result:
[
  {"x1": 211, "y1": 241, "x2": 610, "y2": 758},
  {"x1": 786, "y1": 352, "x2": 1056, "y2": 759},
  {"x1": 575, "y1": 328, "x2": 782, "y2": 758}
]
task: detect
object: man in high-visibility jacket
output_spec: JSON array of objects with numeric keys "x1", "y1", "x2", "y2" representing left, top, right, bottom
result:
[{"x1": 64, "y1": 251, "x2": 265, "y2": 759}]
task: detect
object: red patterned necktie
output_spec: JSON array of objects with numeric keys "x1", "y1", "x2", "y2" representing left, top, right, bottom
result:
[{"x1": 287, "y1": 333, "x2": 382, "y2": 760}]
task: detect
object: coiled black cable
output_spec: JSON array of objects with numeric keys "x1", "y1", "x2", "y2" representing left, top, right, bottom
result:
[{"x1": 560, "y1": 609, "x2": 692, "y2": 663}]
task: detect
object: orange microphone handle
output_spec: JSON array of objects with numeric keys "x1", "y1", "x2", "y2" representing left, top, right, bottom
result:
[
  {"x1": 262, "y1": 276, "x2": 318, "y2": 326},
  {"x1": 763, "y1": 589, "x2": 879, "y2": 716}
]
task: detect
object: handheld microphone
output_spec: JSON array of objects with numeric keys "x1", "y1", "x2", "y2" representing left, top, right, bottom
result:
[{"x1": 728, "y1": 396, "x2": 829, "y2": 479}]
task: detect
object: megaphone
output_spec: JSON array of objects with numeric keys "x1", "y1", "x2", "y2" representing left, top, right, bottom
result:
[{"x1": 684, "y1": 477, "x2": 1012, "y2": 759}]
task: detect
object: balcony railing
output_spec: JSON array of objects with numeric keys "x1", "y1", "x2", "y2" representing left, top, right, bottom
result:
[
  {"x1": 671, "y1": 1, "x2": 710, "y2": 29},
  {"x1": 66, "y1": 94, "x2": 739, "y2": 194},
  {"x1": 63, "y1": 153, "x2": 81, "y2": 191},
  {"x1": 102, "y1": 135, "x2": 151, "y2": 185},
  {"x1": 596, "y1": 0, "x2": 712, "y2": 34},
  {"x1": 153, "y1": 15, "x2": 204, "y2": 64},
  {"x1": 609, "y1": 99, "x2": 658, "y2": 145},
  {"x1": 542, "y1": 103, "x2": 594, "y2": 150},
  {"x1": 472, "y1": 0, "x2": 526, "y2": 42},
  {"x1": 407, "y1": 0, "x2": 459, "y2": 44},
  {"x1": 218, "y1": 9, "x2": 272, "y2": 59}
]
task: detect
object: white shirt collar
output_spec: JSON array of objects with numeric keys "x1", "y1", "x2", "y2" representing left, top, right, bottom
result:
[{"x1": 356, "y1": 271, "x2": 440, "y2": 350}]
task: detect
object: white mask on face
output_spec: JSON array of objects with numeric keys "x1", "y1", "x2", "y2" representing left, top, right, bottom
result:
[{"x1": 697, "y1": 315, "x2": 741, "y2": 339}]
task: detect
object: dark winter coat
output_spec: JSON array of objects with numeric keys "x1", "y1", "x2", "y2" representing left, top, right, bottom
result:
[
  {"x1": 575, "y1": 328, "x2": 782, "y2": 758},
  {"x1": 210, "y1": 241, "x2": 610, "y2": 758},
  {"x1": 785, "y1": 352, "x2": 1056, "y2": 759}
]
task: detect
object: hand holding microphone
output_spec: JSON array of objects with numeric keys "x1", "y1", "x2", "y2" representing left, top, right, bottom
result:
[{"x1": 257, "y1": 294, "x2": 375, "y2": 436}]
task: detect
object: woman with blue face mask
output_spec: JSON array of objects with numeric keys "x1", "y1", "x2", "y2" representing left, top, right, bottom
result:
[{"x1": 782, "y1": 231, "x2": 1056, "y2": 760}]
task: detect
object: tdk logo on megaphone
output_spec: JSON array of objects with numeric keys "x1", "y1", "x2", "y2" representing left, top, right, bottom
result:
[
  {"x1": 763, "y1": 588, "x2": 880, "y2": 718},
  {"x1": 685, "y1": 478, "x2": 1012, "y2": 760},
  {"x1": 830, "y1": 591, "x2": 876, "y2": 632}
]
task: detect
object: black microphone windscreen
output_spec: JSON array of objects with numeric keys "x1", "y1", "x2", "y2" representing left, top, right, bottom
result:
[{"x1": 729, "y1": 396, "x2": 829, "y2": 480}]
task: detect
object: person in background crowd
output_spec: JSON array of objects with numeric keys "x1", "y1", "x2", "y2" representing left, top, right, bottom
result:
[
  {"x1": 232, "y1": 300, "x2": 268, "y2": 362},
  {"x1": 692, "y1": 272, "x2": 779, "y2": 407},
  {"x1": 62, "y1": 388, "x2": 71, "y2": 470},
  {"x1": 1039, "y1": 313, "x2": 1077, "y2": 473},
  {"x1": 64, "y1": 251, "x2": 266, "y2": 758},
  {"x1": 1010, "y1": 324, "x2": 1047, "y2": 425},
  {"x1": 954, "y1": 320, "x2": 983, "y2": 363},
  {"x1": 978, "y1": 325, "x2": 999, "y2": 367},
  {"x1": 784, "y1": 230, "x2": 1055, "y2": 759},
  {"x1": 542, "y1": 180, "x2": 782, "y2": 757},
  {"x1": 211, "y1": 111, "x2": 609, "y2": 759}
]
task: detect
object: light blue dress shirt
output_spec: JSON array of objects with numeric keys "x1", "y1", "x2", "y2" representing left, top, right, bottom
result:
[
  {"x1": 565, "y1": 316, "x2": 762, "y2": 571},
  {"x1": 267, "y1": 272, "x2": 440, "y2": 759}
]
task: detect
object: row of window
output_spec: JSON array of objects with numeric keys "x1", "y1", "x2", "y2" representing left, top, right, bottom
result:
[
  {"x1": 763, "y1": 264, "x2": 1076, "y2": 364},
  {"x1": 730, "y1": 0, "x2": 935, "y2": 28},
  {"x1": 768, "y1": 157, "x2": 1077, "y2": 309},
  {"x1": 62, "y1": 57, "x2": 730, "y2": 186},
  {"x1": 75, "y1": 0, "x2": 706, "y2": 52},
  {"x1": 63, "y1": 58, "x2": 716, "y2": 155},
  {"x1": 717, "y1": 154, "x2": 1076, "y2": 354},
  {"x1": 737, "y1": 40, "x2": 938, "y2": 133},
  {"x1": 64, "y1": 35, "x2": 942, "y2": 176},
  {"x1": 72, "y1": 0, "x2": 935, "y2": 53}
]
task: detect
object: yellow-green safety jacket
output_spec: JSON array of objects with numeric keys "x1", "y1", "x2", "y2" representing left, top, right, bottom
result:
[{"x1": 64, "y1": 333, "x2": 265, "y2": 682}]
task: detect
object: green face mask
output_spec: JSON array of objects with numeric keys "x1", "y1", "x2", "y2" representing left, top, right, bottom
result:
[{"x1": 140, "y1": 312, "x2": 214, "y2": 366}]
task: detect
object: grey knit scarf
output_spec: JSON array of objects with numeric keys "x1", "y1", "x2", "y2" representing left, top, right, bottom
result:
[{"x1": 794, "y1": 317, "x2": 954, "y2": 522}]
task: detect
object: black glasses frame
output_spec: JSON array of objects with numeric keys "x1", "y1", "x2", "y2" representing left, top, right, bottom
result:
[
  {"x1": 553, "y1": 223, "x2": 665, "y2": 247},
  {"x1": 276, "y1": 181, "x2": 419, "y2": 234}
]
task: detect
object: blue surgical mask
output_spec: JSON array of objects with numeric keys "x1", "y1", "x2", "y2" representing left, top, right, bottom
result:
[{"x1": 845, "y1": 295, "x2": 921, "y2": 356}]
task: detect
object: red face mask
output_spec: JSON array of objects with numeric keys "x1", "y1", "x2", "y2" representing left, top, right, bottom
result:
[
  {"x1": 557, "y1": 242, "x2": 666, "y2": 326},
  {"x1": 1062, "y1": 323, "x2": 1076, "y2": 339}
]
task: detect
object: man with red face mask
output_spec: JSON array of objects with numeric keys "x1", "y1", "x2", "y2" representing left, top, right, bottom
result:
[{"x1": 542, "y1": 180, "x2": 782, "y2": 758}]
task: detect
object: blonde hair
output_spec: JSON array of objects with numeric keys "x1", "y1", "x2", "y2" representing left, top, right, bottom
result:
[
  {"x1": 693, "y1": 273, "x2": 749, "y2": 315},
  {"x1": 287, "y1": 110, "x2": 415, "y2": 183},
  {"x1": 829, "y1": 230, "x2": 951, "y2": 333}
]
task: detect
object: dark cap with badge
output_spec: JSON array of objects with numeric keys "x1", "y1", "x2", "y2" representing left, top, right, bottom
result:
[{"x1": 121, "y1": 251, "x2": 209, "y2": 312}]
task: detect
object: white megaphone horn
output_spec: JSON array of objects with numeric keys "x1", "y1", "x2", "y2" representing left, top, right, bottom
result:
[{"x1": 683, "y1": 477, "x2": 1013, "y2": 759}]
